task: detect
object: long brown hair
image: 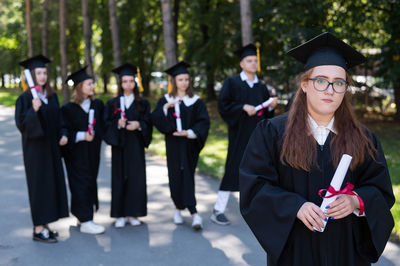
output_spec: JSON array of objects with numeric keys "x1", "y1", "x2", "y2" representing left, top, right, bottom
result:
[
  {"x1": 31, "y1": 68, "x2": 53, "y2": 98},
  {"x1": 117, "y1": 76, "x2": 144, "y2": 114},
  {"x1": 168, "y1": 74, "x2": 194, "y2": 97},
  {"x1": 280, "y1": 69, "x2": 377, "y2": 171},
  {"x1": 71, "y1": 81, "x2": 95, "y2": 104}
]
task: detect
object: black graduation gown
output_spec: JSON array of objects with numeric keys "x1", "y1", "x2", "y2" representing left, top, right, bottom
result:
[
  {"x1": 239, "y1": 114, "x2": 395, "y2": 266},
  {"x1": 152, "y1": 95, "x2": 210, "y2": 211},
  {"x1": 103, "y1": 96, "x2": 152, "y2": 218},
  {"x1": 15, "y1": 90, "x2": 69, "y2": 226},
  {"x1": 218, "y1": 74, "x2": 273, "y2": 191},
  {"x1": 61, "y1": 99, "x2": 104, "y2": 223}
]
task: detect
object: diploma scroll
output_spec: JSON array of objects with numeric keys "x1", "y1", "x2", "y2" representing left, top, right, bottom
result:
[
  {"x1": 254, "y1": 98, "x2": 274, "y2": 112},
  {"x1": 318, "y1": 154, "x2": 352, "y2": 232},
  {"x1": 120, "y1": 96, "x2": 125, "y2": 119},
  {"x1": 88, "y1": 109, "x2": 95, "y2": 134},
  {"x1": 24, "y1": 69, "x2": 38, "y2": 99},
  {"x1": 174, "y1": 102, "x2": 182, "y2": 132}
]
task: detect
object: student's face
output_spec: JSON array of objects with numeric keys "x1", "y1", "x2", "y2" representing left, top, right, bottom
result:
[
  {"x1": 240, "y1": 55, "x2": 258, "y2": 74},
  {"x1": 301, "y1": 65, "x2": 346, "y2": 119},
  {"x1": 34, "y1": 67, "x2": 48, "y2": 87},
  {"x1": 175, "y1": 74, "x2": 190, "y2": 92},
  {"x1": 121, "y1": 75, "x2": 135, "y2": 93},
  {"x1": 81, "y1": 79, "x2": 95, "y2": 97}
]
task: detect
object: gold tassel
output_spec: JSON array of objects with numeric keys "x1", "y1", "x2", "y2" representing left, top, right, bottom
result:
[
  {"x1": 168, "y1": 76, "x2": 172, "y2": 94},
  {"x1": 137, "y1": 66, "x2": 144, "y2": 93},
  {"x1": 21, "y1": 71, "x2": 28, "y2": 91},
  {"x1": 257, "y1": 47, "x2": 261, "y2": 73}
]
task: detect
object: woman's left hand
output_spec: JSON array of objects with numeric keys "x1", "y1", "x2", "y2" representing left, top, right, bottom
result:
[
  {"x1": 325, "y1": 195, "x2": 358, "y2": 219},
  {"x1": 59, "y1": 136, "x2": 68, "y2": 146},
  {"x1": 126, "y1": 121, "x2": 140, "y2": 131},
  {"x1": 173, "y1": 130, "x2": 188, "y2": 137}
]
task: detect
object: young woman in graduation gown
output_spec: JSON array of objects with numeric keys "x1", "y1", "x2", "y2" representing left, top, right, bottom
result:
[
  {"x1": 103, "y1": 63, "x2": 152, "y2": 228},
  {"x1": 152, "y1": 61, "x2": 210, "y2": 231},
  {"x1": 61, "y1": 67, "x2": 105, "y2": 234},
  {"x1": 239, "y1": 32, "x2": 395, "y2": 266},
  {"x1": 15, "y1": 55, "x2": 69, "y2": 243},
  {"x1": 212, "y1": 44, "x2": 277, "y2": 225}
]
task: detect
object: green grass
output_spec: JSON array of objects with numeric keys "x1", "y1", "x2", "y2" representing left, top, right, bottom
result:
[{"x1": 0, "y1": 88, "x2": 20, "y2": 107}]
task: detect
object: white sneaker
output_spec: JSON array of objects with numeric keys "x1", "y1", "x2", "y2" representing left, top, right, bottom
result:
[
  {"x1": 192, "y1": 214, "x2": 203, "y2": 231},
  {"x1": 114, "y1": 217, "x2": 126, "y2": 228},
  {"x1": 80, "y1": 221, "x2": 105, "y2": 234},
  {"x1": 173, "y1": 210, "x2": 184, "y2": 224},
  {"x1": 127, "y1": 217, "x2": 142, "y2": 226}
]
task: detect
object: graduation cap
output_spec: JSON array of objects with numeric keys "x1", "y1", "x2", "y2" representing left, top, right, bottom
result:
[
  {"x1": 286, "y1": 32, "x2": 366, "y2": 71},
  {"x1": 19, "y1": 54, "x2": 51, "y2": 70},
  {"x1": 66, "y1": 66, "x2": 93, "y2": 85},
  {"x1": 112, "y1": 63, "x2": 144, "y2": 93},
  {"x1": 235, "y1": 43, "x2": 262, "y2": 72},
  {"x1": 164, "y1": 61, "x2": 191, "y2": 93},
  {"x1": 164, "y1": 61, "x2": 191, "y2": 77},
  {"x1": 235, "y1": 44, "x2": 258, "y2": 60},
  {"x1": 112, "y1": 63, "x2": 138, "y2": 77}
]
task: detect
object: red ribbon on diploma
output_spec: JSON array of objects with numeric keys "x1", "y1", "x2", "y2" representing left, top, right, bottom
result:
[
  {"x1": 88, "y1": 118, "x2": 96, "y2": 135},
  {"x1": 114, "y1": 108, "x2": 126, "y2": 119},
  {"x1": 173, "y1": 112, "x2": 181, "y2": 119},
  {"x1": 318, "y1": 182, "x2": 365, "y2": 215},
  {"x1": 31, "y1": 86, "x2": 41, "y2": 92},
  {"x1": 257, "y1": 103, "x2": 270, "y2": 116}
]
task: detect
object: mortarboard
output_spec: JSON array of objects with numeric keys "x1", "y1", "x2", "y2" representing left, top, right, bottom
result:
[
  {"x1": 235, "y1": 44, "x2": 258, "y2": 60},
  {"x1": 112, "y1": 63, "x2": 138, "y2": 77},
  {"x1": 66, "y1": 66, "x2": 93, "y2": 86},
  {"x1": 164, "y1": 61, "x2": 191, "y2": 77},
  {"x1": 286, "y1": 32, "x2": 366, "y2": 71},
  {"x1": 19, "y1": 54, "x2": 51, "y2": 70}
]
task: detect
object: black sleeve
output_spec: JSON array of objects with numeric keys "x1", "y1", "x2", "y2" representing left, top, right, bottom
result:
[
  {"x1": 138, "y1": 99, "x2": 153, "y2": 148},
  {"x1": 352, "y1": 133, "x2": 395, "y2": 262},
  {"x1": 94, "y1": 99, "x2": 105, "y2": 139},
  {"x1": 103, "y1": 98, "x2": 121, "y2": 146},
  {"x1": 15, "y1": 93, "x2": 44, "y2": 138},
  {"x1": 218, "y1": 78, "x2": 244, "y2": 128},
  {"x1": 239, "y1": 120, "x2": 307, "y2": 262},
  {"x1": 151, "y1": 97, "x2": 176, "y2": 134},
  {"x1": 60, "y1": 104, "x2": 78, "y2": 144},
  {"x1": 191, "y1": 99, "x2": 210, "y2": 150}
]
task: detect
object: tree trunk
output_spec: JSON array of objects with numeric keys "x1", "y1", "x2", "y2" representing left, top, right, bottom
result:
[
  {"x1": 1, "y1": 74, "x2": 4, "y2": 88},
  {"x1": 82, "y1": 0, "x2": 94, "y2": 76},
  {"x1": 173, "y1": 0, "x2": 180, "y2": 55},
  {"x1": 102, "y1": 73, "x2": 108, "y2": 94},
  {"x1": 161, "y1": 0, "x2": 177, "y2": 67},
  {"x1": 59, "y1": 0, "x2": 70, "y2": 103},
  {"x1": 26, "y1": 0, "x2": 33, "y2": 56},
  {"x1": 394, "y1": 77, "x2": 400, "y2": 122},
  {"x1": 108, "y1": 0, "x2": 122, "y2": 67},
  {"x1": 42, "y1": 0, "x2": 49, "y2": 56},
  {"x1": 240, "y1": 0, "x2": 253, "y2": 45}
]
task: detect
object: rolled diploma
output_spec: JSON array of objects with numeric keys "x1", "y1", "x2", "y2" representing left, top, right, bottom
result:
[
  {"x1": 254, "y1": 98, "x2": 274, "y2": 112},
  {"x1": 88, "y1": 109, "x2": 95, "y2": 132},
  {"x1": 120, "y1": 96, "x2": 125, "y2": 119},
  {"x1": 24, "y1": 69, "x2": 38, "y2": 99},
  {"x1": 174, "y1": 102, "x2": 182, "y2": 132},
  {"x1": 318, "y1": 154, "x2": 352, "y2": 232}
]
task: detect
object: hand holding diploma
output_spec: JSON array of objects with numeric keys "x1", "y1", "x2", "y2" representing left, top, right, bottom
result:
[
  {"x1": 32, "y1": 98, "x2": 42, "y2": 112},
  {"x1": 173, "y1": 130, "x2": 188, "y2": 137},
  {"x1": 126, "y1": 121, "x2": 140, "y2": 131},
  {"x1": 243, "y1": 104, "x2": 256, "y2": 116}
]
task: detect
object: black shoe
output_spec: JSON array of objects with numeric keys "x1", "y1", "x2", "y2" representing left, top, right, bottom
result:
[
  {"x1": 45, "y1": 225, "x2": 59, "y2": 237},
  {"x1": 33, "y1": 229, "x2": 57, "y2": 243},
  {"x1": 210, "y1": 209, "x2": 231, "y2": 225}
]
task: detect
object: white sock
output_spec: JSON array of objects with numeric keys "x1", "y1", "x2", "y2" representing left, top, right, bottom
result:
[{"x1": 214, "y1": 190, "x2": 230, "y2": 213}]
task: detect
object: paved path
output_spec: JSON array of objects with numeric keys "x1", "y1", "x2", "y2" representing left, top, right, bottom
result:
[{"x1": 0, "y1": 105, "x2": 398, "y2": 266}]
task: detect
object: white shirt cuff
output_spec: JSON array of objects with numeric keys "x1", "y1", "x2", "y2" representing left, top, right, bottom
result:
[
  {"x1": 75, "y1": 131, "x2": 86, "y2": 143},
  {"x1": 163, "y1": 108, "x2": 168, "y2": 116},
  {"x1": 186, "y1": 129, "x2": 197, "y2": 139}
]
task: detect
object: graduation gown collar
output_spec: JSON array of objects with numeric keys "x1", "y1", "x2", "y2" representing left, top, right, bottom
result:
[{"x1": 164, "y1": 93, "x2": 200, "y2": 107}]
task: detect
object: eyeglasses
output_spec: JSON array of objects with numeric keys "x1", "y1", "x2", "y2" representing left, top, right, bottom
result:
[{"x1": 308, "y1": 77, "x2": 349, "y2": 94}]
